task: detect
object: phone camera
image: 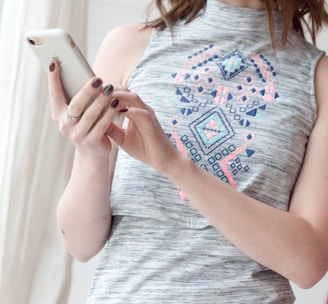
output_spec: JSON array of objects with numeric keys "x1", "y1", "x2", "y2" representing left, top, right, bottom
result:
[
  {"x1": 27, "y1": 37, "x2": 43, "y2": 46},
  {"x1": 28, "y1": 38, "x2": 36, "y2": 45}
]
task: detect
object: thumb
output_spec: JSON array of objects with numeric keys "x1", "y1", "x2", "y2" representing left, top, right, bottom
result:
[{"x1": 106, "y1": 122, "x2": 125, "y2": 146}]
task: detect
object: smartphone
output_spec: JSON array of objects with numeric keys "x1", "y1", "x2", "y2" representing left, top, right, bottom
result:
[{"x1": 25, "y1": 28, "x2": 95, "y2": 101}]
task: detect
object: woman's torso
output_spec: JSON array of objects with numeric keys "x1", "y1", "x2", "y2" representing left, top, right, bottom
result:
[{"x1": 88, "y1": 1, "x2": 324, "y2": 302}]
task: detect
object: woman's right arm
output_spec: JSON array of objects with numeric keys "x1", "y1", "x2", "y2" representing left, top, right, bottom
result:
[
  {"x1": 47, "y1": 24, "x2": 150, "y2": 262},
  {"x1": 48, "y1": 60, "x2": 117, "y2": 262}
]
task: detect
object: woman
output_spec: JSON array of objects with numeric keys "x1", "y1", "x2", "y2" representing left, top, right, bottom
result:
[{"x1": 48, "y1": 0, "x2": 328, "y2": 302}]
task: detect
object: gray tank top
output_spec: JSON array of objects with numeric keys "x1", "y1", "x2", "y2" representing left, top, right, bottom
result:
[{"x1": 88, "y1": 1, "x2": 324, "y2": 303}]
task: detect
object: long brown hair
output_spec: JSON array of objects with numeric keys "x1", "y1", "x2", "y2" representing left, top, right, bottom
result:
[{"x1": 146, "y1": 0, "x2": 328, "y2": 46}]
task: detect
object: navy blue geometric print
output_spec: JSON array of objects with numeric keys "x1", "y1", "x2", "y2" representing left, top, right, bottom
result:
[
  {"x1": 169, "y1": 46, "x2": 279, "y2": 189},
  {"x1": 190, "y1": 107, "x2": 235, "y2": 155},
  {"x1": 216, "y1": 50, "x2": 248, "y2": 80}
]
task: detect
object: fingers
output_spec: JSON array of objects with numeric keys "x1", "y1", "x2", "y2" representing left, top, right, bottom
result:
[
  {"x1": 111, "y1": 90, "x2": 148, "y2": 111},
  {"x1": 105, "y1": 91, "x2": 158, "y2": 145},
  {"x1": 48, "y1": 60, "x2": 105, "y2": 124},
  {"x1": 71, "y1": 89, "x2": 118, "y2": 141},
  {"x1": 105, "y1": 121, "x2": 125, "y2": 146},
  {"x1": 47, "y1": 60, "x2": 132, "y2": 159},
  {"x1": 47, "y1": 62, "x2": 136, "y2": 148},
  {"x1": 64, "y1": 77, "x2": 104, "y2": 126}
]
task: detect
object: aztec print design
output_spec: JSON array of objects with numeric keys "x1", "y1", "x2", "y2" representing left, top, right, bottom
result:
[{"x1": 168, "y1": 44, "x2": 279, "y2": 193}]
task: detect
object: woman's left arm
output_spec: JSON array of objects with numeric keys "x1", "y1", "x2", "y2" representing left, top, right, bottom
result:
[
  {"x1": 164, "y1": 56, "x2": 328, "y2": 289},
  {"x1": 108, "y1": 56, "x2": 328, "y2": 289}
]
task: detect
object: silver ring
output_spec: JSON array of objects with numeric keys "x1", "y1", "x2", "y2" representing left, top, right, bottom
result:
[{"x1": 65, "y1": 109, "x2": 82, "y2": 121}]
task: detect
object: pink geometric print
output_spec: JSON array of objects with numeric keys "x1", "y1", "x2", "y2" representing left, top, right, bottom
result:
[{"x1": 169, "y1": 46, "x2": 279, "y2": 192}]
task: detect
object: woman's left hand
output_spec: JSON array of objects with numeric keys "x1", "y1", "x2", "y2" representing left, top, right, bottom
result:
[{"x1": 106, "y1": 90, "x2": 181, "y2": 174}]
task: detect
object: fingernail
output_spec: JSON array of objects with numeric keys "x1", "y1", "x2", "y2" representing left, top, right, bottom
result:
[
  {"x1": 111, "y1": 98, "x2": 119, "y2": 108},
  {"x1": 119, "y1": 108, "x2": 128, "y2": 113},
  {"x1": 91, "y1": 78, "x2": 103, "y2": 88},
  {"x1": 49, "y1": 61, "x2": 56, "y2": 72},
  {"x1": 103, "y1": 84, "x2": 113, "y2": 96}
]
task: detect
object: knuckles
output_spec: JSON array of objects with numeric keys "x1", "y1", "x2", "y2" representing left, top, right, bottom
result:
[
  {"x1": 58, "y1": 121, "x2": 70, "y2": 137},
  {"x1": 70, "y1": 131, "x2": 84, "y2": 143},
  {"x1": 68, "y1": 102, "x2": 84, "y2": 115}
]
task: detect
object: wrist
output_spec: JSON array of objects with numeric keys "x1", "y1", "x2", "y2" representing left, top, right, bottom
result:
[
  {"x1": 74, "y1": 150, "x2": 110, "y2": 171},
  {"x1": 163, "y1": 153, "x2": 196, "y2": 186}
]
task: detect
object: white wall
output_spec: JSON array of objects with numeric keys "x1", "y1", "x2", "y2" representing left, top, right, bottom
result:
[
  {"x1": 68, "y1": 1, "x2": 328, "y2": 303},
  {"x1": 86, "y1": 0, "x2": 153, "y2": 63}
]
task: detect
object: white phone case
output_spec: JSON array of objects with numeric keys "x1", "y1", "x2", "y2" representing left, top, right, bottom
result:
[{"x1": 25, "y1": 28, "x2": 95, "y2": 100}]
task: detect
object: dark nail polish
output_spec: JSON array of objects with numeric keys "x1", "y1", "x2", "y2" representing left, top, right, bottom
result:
[
  {"x1": 111, "y1": 98, "x2": 119, "y2": 108},
  {"x1": 119, "y1": 108, "x2": 128, "y2": 113},
  {"x1": 91, "y1": 78, "x2": 103, "y2": 88},
  {"x1": 103, "y1": 84, "x2": 114, "y2": 96},
  {"x1": 49, "y1": 61, "x2": 55, "y2": 72}
]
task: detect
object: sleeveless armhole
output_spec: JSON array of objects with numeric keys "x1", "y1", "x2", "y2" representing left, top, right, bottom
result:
[
  {"x1": 311, "y1": 51, "x2": 326, "y2": 119},
  {"x1": 127, "y1": 28, "x2": 157, "y2": 89}
]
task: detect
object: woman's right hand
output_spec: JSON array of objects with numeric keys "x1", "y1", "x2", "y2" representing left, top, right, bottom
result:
[{"x1": 47, "y1": 60, "x2": 120, "y2": 159}]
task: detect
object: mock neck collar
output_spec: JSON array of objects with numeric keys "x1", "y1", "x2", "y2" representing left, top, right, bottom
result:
[{"x1": 200, "y1": 0, "x2": 283, "y2": 33}]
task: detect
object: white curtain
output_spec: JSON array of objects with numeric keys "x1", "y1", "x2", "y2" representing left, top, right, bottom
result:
[{"x1": 0, "y1": 0, "x2": 88, "y2": 303}]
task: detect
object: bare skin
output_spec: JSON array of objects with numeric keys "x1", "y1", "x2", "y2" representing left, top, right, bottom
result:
[{"x1": 48, "y1": 1, "x2": 328, "y2": 289}]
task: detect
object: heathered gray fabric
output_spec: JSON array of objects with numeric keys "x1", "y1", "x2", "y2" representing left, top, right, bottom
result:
[{"x1": 88, "y1": 1, "x2": 324, "y2": 303}]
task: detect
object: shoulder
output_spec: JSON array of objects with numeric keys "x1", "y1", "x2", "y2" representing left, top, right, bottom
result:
[
  {"x1": 103, "y1": 23, "x2": 152, "y2": 51},
  {"x1": 92, "y1": 23, "x2": 153, "y2": 87}
]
